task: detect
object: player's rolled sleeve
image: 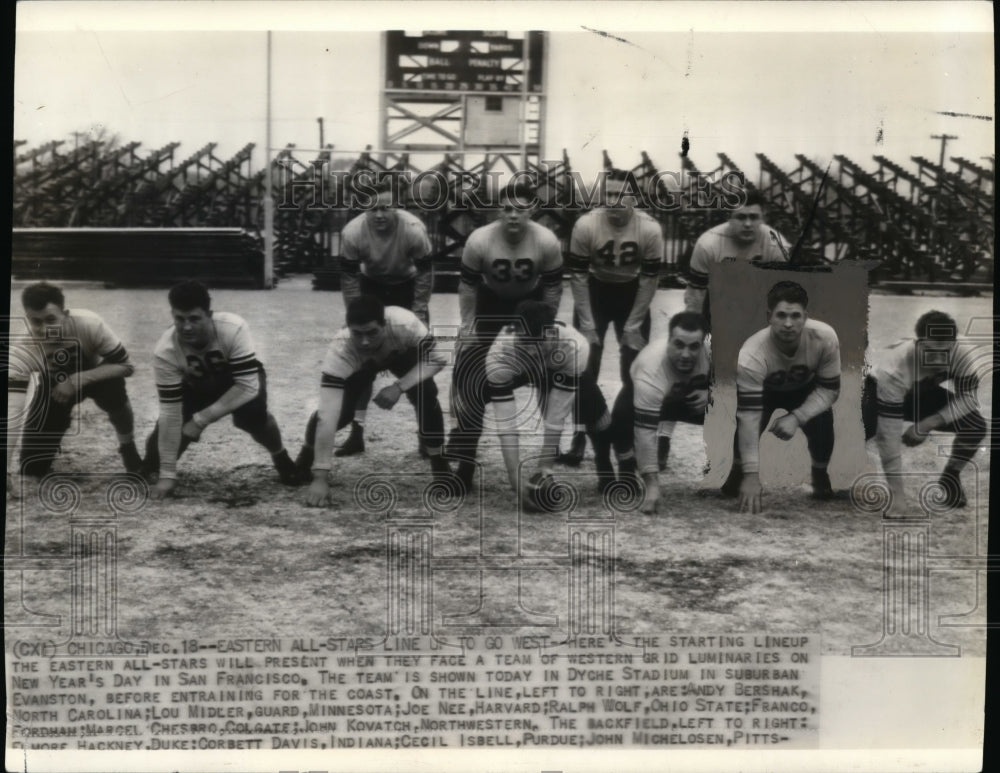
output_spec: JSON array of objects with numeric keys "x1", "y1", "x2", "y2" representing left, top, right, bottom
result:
[
  {"x1": 567, "y1": 218, "x2": 593, "y2": 273},
  {"x1": 874, "y1": 375, "x2": 904, "y2": 478},
  {"x1": 92, "y1": 319, "x2": 135, "y2": 376},
  {"x1": 937, "y1": 347, "x2": 981, "y2": 425},
  {"x1": 791, "y1": 337, "x2": 841, "y2": 424},
  {"x1": 685, "y1": 239, "x2": 711, "y2": 291},
  {"x1": 543, "y1": 373, "x2": 578, "y2": 432},
  {"x1": 735, "y1": 350, "x2": 767, "y2": 473},
  {"x1": 460, "y1": 237, "x2": 484, "y2": 288},
  {"x1": 486, "y1": 339, "x2": 523, "y2": 434},
  {"x1": 639, "y1": 220, "x2": 665, "y2": 278},
  {"x1": 633, "y1": 372, "x2": 666, "y2": 475},
  {"x1": 340, "y1": 232, "x2": 362, "y2": 302},
  {"x1": 153, "y1": 354, "x2": 185, "y2": 478},
  {"x1": 7, "y1": 345, "x2": 33, "y2": 393},
  {"x1": 541, "y1": 244, "x2": 565, "y2": 316},
  {"x1": 194, "y1": 324, "x2": 261, "y2": 425},
  {"x1": 410, "y1": 225, "x2": 434, "y2": 319}
]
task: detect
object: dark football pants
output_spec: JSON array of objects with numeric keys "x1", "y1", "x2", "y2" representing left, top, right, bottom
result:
[
  {"x1": 304, "y1": 349, "x2": 445, "y2": 450},
  {"x1": 448, "y1": 286, "x2": 544, "y2": 461},
  {"x1": 611, "y1": 382, "x2": 705, "y2": 458},
  {"x1": 20, "y1": 377, "x2": 131, "y2": 477},
  {"x1": 358, "y1": 275, "x2": 418, "y2": 317},
  {"x1": 572, "y1": 276, "x2": 651, "y2": 386},
  {"x1": 732, "y1": 383, "x2": 835, "y2": 470},
  {"x1": 143, "y1": 369, "x2": 273, "y2": 473}
]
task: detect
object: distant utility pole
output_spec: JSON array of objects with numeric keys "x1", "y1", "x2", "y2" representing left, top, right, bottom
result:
[
  {"x1": 318, "y1": 117, "x2": 324, "y2": 149},
  {"x1": 930, "y1": 134, "x2": 958, "y2": 170}
]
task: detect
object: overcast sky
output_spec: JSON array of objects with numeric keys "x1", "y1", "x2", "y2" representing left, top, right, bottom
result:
[{"x1": 14, "y1": 2, "x2": 994, "y2": 181}]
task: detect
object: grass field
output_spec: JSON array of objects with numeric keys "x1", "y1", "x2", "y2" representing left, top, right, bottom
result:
[{"x1": 4, "y1": 279, "x2": 992, "y2": 656}]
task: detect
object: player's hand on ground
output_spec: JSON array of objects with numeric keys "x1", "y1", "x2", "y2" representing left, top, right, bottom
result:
[
  {"x1": 50, "y1": 377, "x2": 79, "y2": 405},
  {"x1": 150, "y1": 479, "x2": 176, "y2": 501},
  {"x1": 901, "y1": 424, "x2": 927, "y2": 447},
  {"x1": 621, "y1": 330, "x2": 646, "y2": 352},
  {"x1": 181, "y1": 420, "x2": 204, "y2": 442},
  {"x1": 769, "y1": 414, "x2": 800, "y2": 441},
  {"x1": 373, "y1": 383, "x2": 403, "y2": 410},
  {"x1": 581, "y1": 327, "x2": 600, "y2": 347},
  {"x1": 738, "y1": 476, "x2": 763, "y2": 514},
  {"x1": 304, "y1": 477, "x2": 333, "y2": 507}
]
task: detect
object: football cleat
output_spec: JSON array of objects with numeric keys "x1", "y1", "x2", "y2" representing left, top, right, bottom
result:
[
  {"x1": 454, "y1": 460, "x2": 477, "y2": 497},
  {"x1": 334, "y1": 421, "x2": 365, "y2": 457},
  {"x1": 274, "y1": 450, "x2": 302, "y2": 486},
  {"x1": 657, "y1": 436, "x2": 671, "y2": 471},
  {"x1": 937, "y1": 471, "x2": 968, "y2": 509},
  {"x1": 810, "y1": 468, "x2": 834, "y2": 500},
  {"x1": 556, "y1": 431, "x2": 587, "y2": 467},
  {"x1": 524, "y1": 471, "x2": 556, "y2": 513},
  {"x1": 119, "y1": 441, "x2": 143, "y2": 474},
  {"x1": 429, "y1": 454, "x2": 452, "y2": 483}
]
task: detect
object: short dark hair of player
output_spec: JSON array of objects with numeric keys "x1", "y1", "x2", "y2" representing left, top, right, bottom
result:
[
  {"x1": 501, "y1": 178, "x2": 537, "y2": 205},
  {"x1": 346, "y1": 295, "x2": 386, "y2": 327},
  {"x1": 766, "y1": 280, "x2": 809, "y2": 311},
  {"x1": 914, "y1": 310, "x2": 957, "y2": 341},
  {"x1": 668, "y1": 311, "x2": 708, "y2": 337},
  {"x1": 514, "y1": 299, "x2": 556, "y2": 339},
  {"x1": 22, "y1": 282, "x2": 65, "y2": 312},
  {"x1": 169, "y1": 280, "x2": 212, "y2": 313},
  {"x1": 741, "y1": 189, "x2": 767, "y2": 210},
  {"x1": 605, "y1": 167, "x2": 641, "y2": 192}
]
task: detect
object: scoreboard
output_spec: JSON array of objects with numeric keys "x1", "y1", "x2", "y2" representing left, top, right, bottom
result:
[{"x1": 385, "y1": 31, "x2": 545, "y2": 93}]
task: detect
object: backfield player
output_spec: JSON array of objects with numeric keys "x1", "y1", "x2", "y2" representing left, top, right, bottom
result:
[
  {"x1": 335, "y1": 178, "x2": 434, "y2": 457},
  {"x1": 447, "y1": 180, "x2": 564, "y2": 491},
  {"x1": 612, "y1": 312, "x2": 711, "y2": 514},
  {"x1": 295, "y1": 296, "x2": 451, "y2": 507},
  {"x1": 684, "y1": 190, "x2": 791, "y2": 327},
  {"x1": 864, "y1": 310, "x2": 987, "y2": 511},
  {"x1": 486, "y1": 300, "x2": 615, "y2": 509},
  {"x1": 559, "y1": 168, "x2": 664, "y2": 466},
  {"x1": 144, "y1": 281, "x2": 299, "y2": 499},
  {"x1": 726, "y1": 281, "x2": 841, "y2": 514},
  {"x1": 6, "y1": 282, "x2": 141, "y2": 488}
]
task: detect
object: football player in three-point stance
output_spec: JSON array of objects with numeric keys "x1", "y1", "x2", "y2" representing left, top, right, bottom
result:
[
  {"x1": 612, "y1": 311, "x2": 711, "y2": 514},
  {"x1": 726, "y1": 281, "x2": 841, "y2": 514},
  {"x1": 296, "y1": 296, "x2": 451, "y2": 508},
  {"x1": 335, "y1": 178, "x2": 435, "y2": 457},
  {"x1": 144, "y1": 281, "x2": 300, "y2": 500},
  {"x1": 864, "y1": 310, "x2": 986, "y2": 513},
  {"x1": 487, "y1": 300, "x2": 615, "y2": 511},
  {"x1": 560, "y1": 168, "x2": 664, "y2": 466},
  {"x1": 447, "y1": 180, "x2": 564, "y2": 493},
  {"x1": 6, "y1": 282, "x2": 141, "y2": 490}
]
